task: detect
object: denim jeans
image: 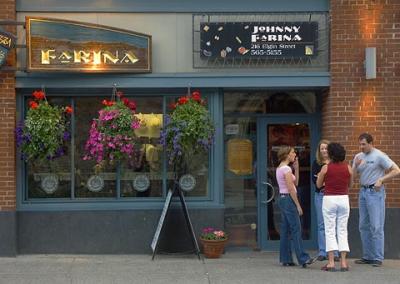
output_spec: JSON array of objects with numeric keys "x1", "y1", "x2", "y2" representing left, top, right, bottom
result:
[
  {"x1": 359, "y1": 187, "x2": 386, "y2": 262},
  {"x1": 314, "y1": 191, "x2": 326, "y2": 257},
  {"x1": 278, "y1": 195, "x2": 310, "y2": 265}
]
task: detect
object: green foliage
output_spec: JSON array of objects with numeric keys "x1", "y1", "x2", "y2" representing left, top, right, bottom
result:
[
  {"x1": 16, "y1": 98, "x2": 71, "y2": 162},
  {"x1": 161, "y1": 92, "x2": 215, "y2": 165}
]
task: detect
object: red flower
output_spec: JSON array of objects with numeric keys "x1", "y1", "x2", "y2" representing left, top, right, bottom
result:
[
  {"x1": 169, "y1": 103, "x2": 177, "y2": 110},
  {"x1": 122, "y1": 98, "x2": 130, "y2": 106},
  {"x1": 178, "y1": 96, "x2": 189, "y2": 105},
  {"x1": 116, "y1": 91, "x2": 124, "y2": 98},
  {"x1": 65, "y1": 106, "x2": 73, "y2": 114},
  {"x1": 29, "y1": 101, "x2": 38, "y2": 109},
  {"x1": 102, "y1": 100, "x2": 115, "y2": 106},
  {"x1": 128, "y1": 101, "x2": 136, "y2": 111},
  {"x1": 32, "y1": 90, "x2": 45, "y2": 101},
  {"x1": 191, "y1": 91, "x2": 201, "y2": 102}
]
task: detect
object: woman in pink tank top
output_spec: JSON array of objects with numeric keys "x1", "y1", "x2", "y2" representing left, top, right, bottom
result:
[{"x1": 276, "y1": 146, "x2": 315, "y2": 268}]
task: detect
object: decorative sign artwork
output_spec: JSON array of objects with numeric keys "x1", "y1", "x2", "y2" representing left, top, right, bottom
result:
[
  {"x1": 200, "y1": 22, "x2": 318, "y2": 59},
  {"x1": 225, "y1": 124, "x2": 240, "y2": 135},
  {"x1": 179, "y1": 174, "x2": 196, "y2": 192},
  {"x1": 0, "y1": 29, "x2": 16, "y2": 67},
  {"x1": 26, "y1": 17, "x2": 151, "y2": 72},
  {"x1": 40, "y1": 174, "x2": 59, "y2": 194},
  {"x1": 86, "y1": 175, "x2": 105, "y2": 192},
  {"x1": 133, "y1": 174, "x2": 150, "y2": 192},
  {"x1": 227, "y1": 138, "x2": 253, "y2": 175}
]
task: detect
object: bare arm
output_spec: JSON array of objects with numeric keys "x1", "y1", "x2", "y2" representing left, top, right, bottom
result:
[
  {"x1": 351, "y1": 156, "x2": 361, "y2": 186},
  {"x1": 375, "y1": 162, "x2": 400, "y2": 188},
  {"x1": 348, "y1": 164, "x2": 353, "y2": 189},
  {"x1": 284, "y1": 172, "x2": 303, "y2": 216},
  {"x1": 316, "y1": 165, "x2": 328, "y2": 189},
  {"x1": 293, "y1": 157, "x2": 299, "y2": 186}
]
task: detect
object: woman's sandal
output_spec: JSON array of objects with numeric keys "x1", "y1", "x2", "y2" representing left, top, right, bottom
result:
[
  {"x1": 321, "y1": 264, "x2": 337, "y2": 272},
  {"x1": 340, "y1": 266, "x2": 349, "y2": 272}
]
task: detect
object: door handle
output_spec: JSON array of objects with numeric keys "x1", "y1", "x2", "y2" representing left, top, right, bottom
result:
[{"x1": 261, "y1": 182, "x2": 275, "y2": 204}]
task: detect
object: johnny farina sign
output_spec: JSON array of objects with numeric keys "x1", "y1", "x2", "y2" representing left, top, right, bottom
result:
[
  {"x1": 200, "y1": 22, "x2": 318, "y2": 59},
  {"x1": 26, "y1": 17, "x2": 151, "y2": 73}
]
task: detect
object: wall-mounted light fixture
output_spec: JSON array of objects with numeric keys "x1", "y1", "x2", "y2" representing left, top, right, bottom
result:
[{"x1": 365, "y1": 47, "x2": 376, "y2": 79}]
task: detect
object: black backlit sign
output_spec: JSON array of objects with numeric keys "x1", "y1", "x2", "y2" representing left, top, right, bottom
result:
[
  {"x1": 0, "y1": 29, "x2": 16, "y2": 67},
  {"x1": 200, "y1": 22, "x2": 318, "y2": 59}
]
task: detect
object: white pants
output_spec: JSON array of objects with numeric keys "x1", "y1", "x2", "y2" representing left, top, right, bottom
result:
[{"x1": 322, "y1": 195, "x2": 350, "y2": 252}]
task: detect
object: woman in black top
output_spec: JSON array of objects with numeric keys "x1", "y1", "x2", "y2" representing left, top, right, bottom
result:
[{"x1": 312, "y1": 139, "x2": 330, "y2": 261}]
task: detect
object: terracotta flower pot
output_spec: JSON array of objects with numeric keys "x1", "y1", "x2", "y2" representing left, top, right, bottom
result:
[{"x1": 200, "y1": 238, "x2": 228, "y2": 258}]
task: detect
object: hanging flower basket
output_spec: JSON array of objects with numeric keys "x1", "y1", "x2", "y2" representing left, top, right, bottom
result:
[
  {"x1": 16, "y1": 90, "x2": 73, "y2": 162},
  {"x1": 83, "y1": 90, "x2": 141, "y2": 171},
  {"x1": 160, "y1": 90, "x2": 215, "y2": 167}
]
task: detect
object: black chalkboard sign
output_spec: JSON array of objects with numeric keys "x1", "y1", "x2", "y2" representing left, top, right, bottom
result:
[
  {"x1": 151, "y1": 189, "x2": 173, "y2": 253},
  {"x1": 151, "y1": 186, "x2": 200, "y2": 260}
]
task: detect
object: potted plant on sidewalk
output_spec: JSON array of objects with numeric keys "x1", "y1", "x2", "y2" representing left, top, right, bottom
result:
[{"x1": 200, "y1": 227, "x2": 228, "y2": 258}]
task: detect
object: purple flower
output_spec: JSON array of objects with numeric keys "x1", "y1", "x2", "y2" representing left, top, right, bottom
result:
[{"x1": 63, "y1": 131, "x2": 71, "y2": 141}]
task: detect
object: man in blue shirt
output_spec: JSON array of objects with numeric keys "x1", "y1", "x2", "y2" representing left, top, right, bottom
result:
[{"x1": 352, "y1": 133, "x2": 400, "y2": 267}]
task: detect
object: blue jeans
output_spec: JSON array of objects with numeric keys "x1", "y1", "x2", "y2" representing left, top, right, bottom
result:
[
  {"x1": 278, "y1": 195, "x2": 310, "y2": 265},
  {"x1": 314, "y1": 191, "x2": 339, "y2": 258},
  {"x1": 359, "y1": 187, "x2": 386, "y2": 262},
  {"x1": 314, "y1": 191, "x2": 326, "y2": 257}
]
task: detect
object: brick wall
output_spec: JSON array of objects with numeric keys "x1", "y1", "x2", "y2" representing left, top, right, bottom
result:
[
  {"x1": 327, "y1": 0, "x2": 400, "y2": 207},
  {"x1": 0, "y1": 0, "x2": 16, "y2": 210}
]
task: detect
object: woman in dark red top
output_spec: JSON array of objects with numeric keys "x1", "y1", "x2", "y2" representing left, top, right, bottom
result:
[{"x1": 317, "y1": 142, "x2": 353, "y2": 272}]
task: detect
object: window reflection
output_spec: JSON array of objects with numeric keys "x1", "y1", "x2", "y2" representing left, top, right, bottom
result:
[
  {"x1": 223, "y1": 117, "x2": 258, "y2": 248},
  {"x1": 121, "y1": 97, "x2": 163, "y2": 198},
  {"x1": 224, "y1": 91, "x2": 316, "y2": 114},
  {"x1": 24, "y1": 94, "x2": 211, "y2": 200}
]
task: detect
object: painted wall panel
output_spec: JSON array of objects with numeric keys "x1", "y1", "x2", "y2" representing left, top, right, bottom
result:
[
  {"x1": 17, "y1": 0, "x2": 329, "y2": 13},
  {"x1": 17, "y1": 12, "x2": 328, "y2": 74}
]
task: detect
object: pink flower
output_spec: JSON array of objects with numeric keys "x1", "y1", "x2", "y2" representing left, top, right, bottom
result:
[{"x1": 131, "y1": 120, "x2": 140, "y2": 129}]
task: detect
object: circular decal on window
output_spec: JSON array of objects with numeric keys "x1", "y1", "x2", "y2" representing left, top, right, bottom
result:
[
  {"x1": 133, "y1": 174, "x2": 150, "y2": 192},
  {"x1": 87, "y1": 175, "x2": 105, "y2": 192},
  {"x1": 40, "y1": 174, "x2": 59, "y2": 194},
  {"x1": 179, "y1": 174, "x2": 196, "y2": 192}
]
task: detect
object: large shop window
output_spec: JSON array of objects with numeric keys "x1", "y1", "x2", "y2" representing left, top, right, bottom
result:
[{"x1": 22, "y1": 95, "x2": 211, "y2": 202}]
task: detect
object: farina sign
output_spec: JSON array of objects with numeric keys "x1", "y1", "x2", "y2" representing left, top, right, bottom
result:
[{"x1": 26, "y1": 17, "x2": 151, "y2": 73}]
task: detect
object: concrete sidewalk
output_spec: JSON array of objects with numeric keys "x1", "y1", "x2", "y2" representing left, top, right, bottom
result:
[{"x1": 0, "y1": 251, "x2": 399, "y2": 284}]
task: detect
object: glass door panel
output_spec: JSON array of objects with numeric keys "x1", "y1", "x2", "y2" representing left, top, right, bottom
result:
[{"x1": 258, "y1": 119, "x2": 312, "y2": 250}]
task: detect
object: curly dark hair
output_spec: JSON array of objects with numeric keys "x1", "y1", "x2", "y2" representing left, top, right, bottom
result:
[{"x1": 328, "y1": 142, "x2": 346, "y2": 163}]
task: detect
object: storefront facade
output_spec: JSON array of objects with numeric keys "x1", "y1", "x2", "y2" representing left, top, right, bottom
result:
[{"x1": 1, "y1": 0, "x2": 399, "y2": 257}]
